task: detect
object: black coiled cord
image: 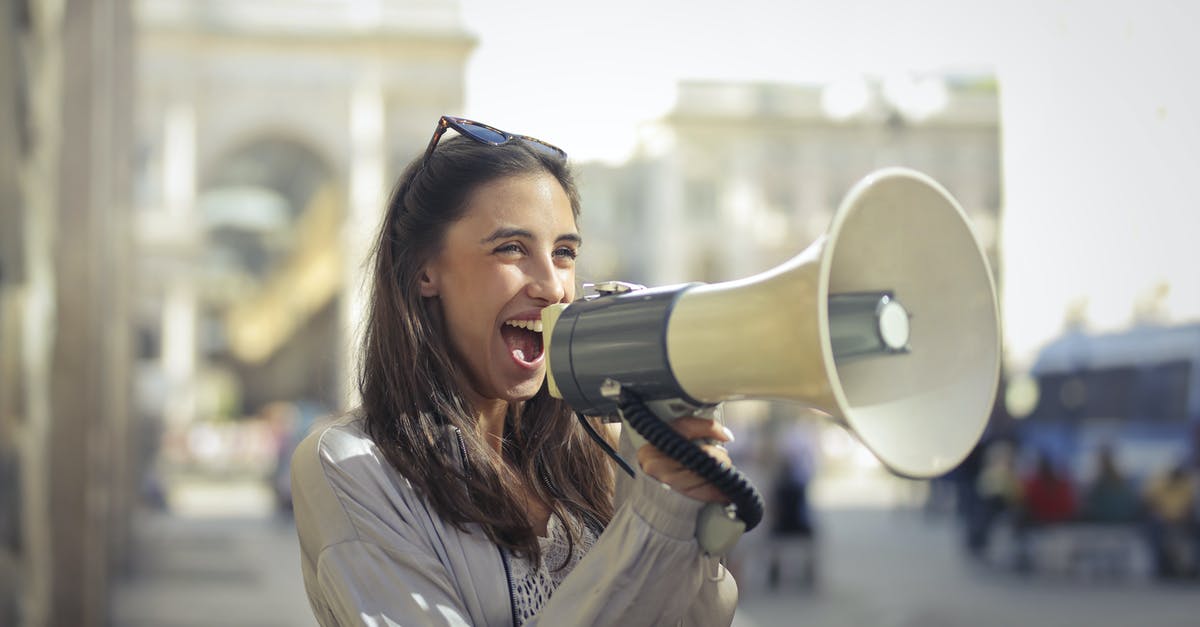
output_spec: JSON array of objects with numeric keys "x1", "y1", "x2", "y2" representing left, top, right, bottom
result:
[{"x1": 617, "y1": 390, "x2": 765, "y2": 532}]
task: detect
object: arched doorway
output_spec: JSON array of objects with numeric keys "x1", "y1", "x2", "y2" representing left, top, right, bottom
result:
[{"x1": 196, "y1": 136, "x2": 344, "y2": 418}]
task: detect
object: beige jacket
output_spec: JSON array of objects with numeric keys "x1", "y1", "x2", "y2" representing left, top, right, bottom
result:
[{"x1": 291, "y1": 415, "x2": 738, "y2": 626}]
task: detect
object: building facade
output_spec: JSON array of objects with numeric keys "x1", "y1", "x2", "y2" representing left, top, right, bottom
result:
[
  {"x1": 2, "y1": 0, "x2": 135, "y2": 624},
  {"x1": 1, "y1": 1, "x2": 475, "y2": 624},
  {"x1": 133, "y1": 0, "x2": 475, "y2": 427},
  {"x1": 577, "y1": 78, "x2": 1001, "y2": 289}
]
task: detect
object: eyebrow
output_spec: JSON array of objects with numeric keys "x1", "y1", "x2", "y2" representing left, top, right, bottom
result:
[{"x1": 481, "y1": 227, "x2": 582, "y2": 246}]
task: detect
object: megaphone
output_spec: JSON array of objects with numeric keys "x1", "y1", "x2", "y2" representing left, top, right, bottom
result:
[
  {"x1": 541, "y1": 167, "x2": 1000, "y2": 545},
  {"x1": 540, "y1": 166, "x2": 998, "y2": 552}
]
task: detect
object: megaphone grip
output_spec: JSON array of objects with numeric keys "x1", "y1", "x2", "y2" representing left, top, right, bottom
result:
[{"x1": 617, "y1": 391, "x2": 764, "y2": 532}]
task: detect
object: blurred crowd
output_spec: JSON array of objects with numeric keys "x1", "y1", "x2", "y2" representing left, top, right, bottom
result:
[{"x1": 955, "y1": 439, "x2": 1200, "y2": 580}]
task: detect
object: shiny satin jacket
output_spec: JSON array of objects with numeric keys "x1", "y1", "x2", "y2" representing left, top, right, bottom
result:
[{"x1": 290, "y1": 415, "x2": 739, "y2": 626}]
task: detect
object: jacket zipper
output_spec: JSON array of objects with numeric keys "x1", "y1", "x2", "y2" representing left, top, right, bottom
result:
[
  {"x1": 453, "y1": 426, "x2": 471, "y2": 479},
  {"x1": 498, "y1": 546, "x2": 519, "y2": 627},
  {"x1": 458, "y1": 426, "x2": 515, "y2": 623},
  {"x1": 541, "y1": 470, "x2": 605, "y2": 538}
]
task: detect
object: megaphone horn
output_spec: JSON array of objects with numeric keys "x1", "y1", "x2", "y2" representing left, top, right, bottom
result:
[{"x1": 543, "y1": 167, "x2": 1001, "y2": 480}]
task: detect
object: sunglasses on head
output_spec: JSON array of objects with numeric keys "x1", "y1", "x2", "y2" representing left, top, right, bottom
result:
[{"x1": 422, "y1": 115, "x2": 567, "y2": 166}]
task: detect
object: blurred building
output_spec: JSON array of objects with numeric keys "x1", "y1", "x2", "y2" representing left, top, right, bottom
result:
[
  {"x1": 133, "y1": 0, "x2": 475, "y2": 428},
  {"x1": 575, "y1": 77, "x2": 1002, "y2": 473},
  {"x1": 577, "y1": 77, "x2": 1001, "y2": 287},
  {"x1": 2, "y1": 1, "x2": 136, "y2": 625},
  {"x1": 2, "y1": 1, "x2": 475, "y2": 625}
]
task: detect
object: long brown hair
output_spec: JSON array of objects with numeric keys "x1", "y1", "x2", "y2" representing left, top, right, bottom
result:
[{"x1": 359, "y1": 135, "x2": 615, "y2": 566}]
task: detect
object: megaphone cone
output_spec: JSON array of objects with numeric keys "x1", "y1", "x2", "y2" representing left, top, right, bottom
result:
[
  {"x1": 544, "y1": 167, "x2": 1000, "y2": 479},
  {"x1": 668, "y1": 167, "x2": 999, "y2": 477}
]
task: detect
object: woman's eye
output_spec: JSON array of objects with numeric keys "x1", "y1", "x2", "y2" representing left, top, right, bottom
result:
[
  {"x1": 554, "y1": 247, "x2": 578, "y2": 260},
  {"x1": 494, "y1": 243, "x2": 523, "y2": 255}
]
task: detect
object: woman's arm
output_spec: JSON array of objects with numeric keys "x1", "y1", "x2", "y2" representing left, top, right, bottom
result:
[
  {"x1": 308, "y1": 537, "x2": 473, "y2": 626},
  {"x1": 522, "y1": 420, "x2": 739, "y2": 626}
]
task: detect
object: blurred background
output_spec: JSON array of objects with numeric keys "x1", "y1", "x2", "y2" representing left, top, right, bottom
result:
[{"x1": 2, "y1": 0, "x2": 1199, "y2": 625}]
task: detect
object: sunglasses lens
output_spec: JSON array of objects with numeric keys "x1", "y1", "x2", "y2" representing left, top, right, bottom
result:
[
  {"x1": 461, "y1": 124, "x2": 507, "y2": 144},
  {"x1": 522, "y1": 138, "x2": 567, "y2": 160}
]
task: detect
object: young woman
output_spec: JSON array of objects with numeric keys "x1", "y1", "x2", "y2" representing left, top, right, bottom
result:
[{"x1": 291, "y1": 116, "x2": 740, "y2": 625}]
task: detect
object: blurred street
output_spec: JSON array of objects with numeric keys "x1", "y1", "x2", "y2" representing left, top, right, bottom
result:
[
  {"x1": 111, "y1": 476, "x2": 314, "y2": 627},
  {"x1": 111, "y1": 473, "x2": 1198, "y2": 627},
  {"x1": 734, "y1": 509, "x2": 1198, "y2": 627}
]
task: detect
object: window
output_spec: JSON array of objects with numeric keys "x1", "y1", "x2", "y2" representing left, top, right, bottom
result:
[{"x1": 1030, "y1": 362, "x2": 1192, "y2": 423}]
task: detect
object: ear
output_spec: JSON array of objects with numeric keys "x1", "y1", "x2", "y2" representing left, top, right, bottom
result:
[{"x1": 418, "y1": 266, "x2": 439, "y2": 297}]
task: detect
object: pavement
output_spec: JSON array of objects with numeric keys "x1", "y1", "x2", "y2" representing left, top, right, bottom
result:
[
  {"x1": 732, "y1": 509, "x2": 1198, "y2": 627},
  {"x1": 111, "y1": 475, "x2": 1199, "y2": 627},
  {"x1": 111, "y1": 476, "x2": 315, "y2": 627}
]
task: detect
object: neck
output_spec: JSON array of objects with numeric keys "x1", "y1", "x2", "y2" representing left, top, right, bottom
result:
[
  {"x1": 471, "y1": 395, "x2": 550, "y2": 535},
  {"x1": 473, "y1": 396, "x2": 510, "y2": 456}
]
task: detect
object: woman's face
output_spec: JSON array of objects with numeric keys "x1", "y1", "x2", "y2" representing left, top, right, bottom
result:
[{"x1": 421, "y1": 172, "x2": 579, "y2": 405}]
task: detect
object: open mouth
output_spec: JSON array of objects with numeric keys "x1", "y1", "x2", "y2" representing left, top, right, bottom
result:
[{"x1": 501, "y1": 319, "x2": 544, "y2": 365}]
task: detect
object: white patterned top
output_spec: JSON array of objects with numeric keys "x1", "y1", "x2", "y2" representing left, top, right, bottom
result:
[{"x1": 507, "y1": 513, "x2": 598, "y2": 626}]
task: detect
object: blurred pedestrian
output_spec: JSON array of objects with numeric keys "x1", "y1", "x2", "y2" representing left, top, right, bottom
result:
[
  {"x1": 966, "y1": 440, "x2": 1021, "y2": 557},
  {"x1": 1079, "y1": 445, "x2": 1139, "y2": 524},
  {"x1": 1019, "y1": 451, "x2": 1077, "y2": 525},
  {"x1": 1012, "y1": 451, "x2": 1076, "y2": 571},
  {"x1": 766, "y1": 424, "x2": 818, "y2": 589},
  {"x1": 1142, "y1": 460, "x2": 1197, "y2": 578}
]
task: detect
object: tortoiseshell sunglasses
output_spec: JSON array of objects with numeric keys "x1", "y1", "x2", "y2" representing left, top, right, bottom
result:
[{"x1": 422, "y1": 115, "x2": 567, "y2": 166}]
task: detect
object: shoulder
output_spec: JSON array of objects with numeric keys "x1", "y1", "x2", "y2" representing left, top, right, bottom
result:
[
  {"x1": 291, "y1": 414, "x2": 429, "y2": 551},
  {"x1": 291, "y1": 413, "x2": 385, "y2": 493},
  {"x1": 292, "y1": 412, "x2": 436, "y2": 501},
  {"x1": 294, "y1": 413, "x2": 378, "y2": 467}
]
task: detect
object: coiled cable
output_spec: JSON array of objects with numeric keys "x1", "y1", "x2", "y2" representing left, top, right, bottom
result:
[{"x1": 617, "y1": 390, "x2": 764, "y2": 531}]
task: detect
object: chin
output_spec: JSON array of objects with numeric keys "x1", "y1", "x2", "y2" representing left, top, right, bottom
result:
[{"x1": 502, "y1": 374, "x2": 546, "y2": 403}]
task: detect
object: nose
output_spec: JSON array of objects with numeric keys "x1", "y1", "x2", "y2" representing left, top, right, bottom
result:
[{"x1": 526, "y1": 256, "x2": 568, "y2": 304}]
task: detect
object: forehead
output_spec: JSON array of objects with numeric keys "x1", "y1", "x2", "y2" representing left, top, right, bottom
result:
[{"x1": 455, "y1": 173, "x2": 577, "y2": 236}]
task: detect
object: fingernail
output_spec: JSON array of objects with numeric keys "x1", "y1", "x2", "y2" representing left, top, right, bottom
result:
[{"x1": 721, "y1": 427, "x2": 735, "y2": 443}]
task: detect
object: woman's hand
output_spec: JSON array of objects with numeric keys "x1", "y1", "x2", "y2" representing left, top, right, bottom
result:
[{"x1": 636, "y1": 417, "x2": 735, "y2": 503}]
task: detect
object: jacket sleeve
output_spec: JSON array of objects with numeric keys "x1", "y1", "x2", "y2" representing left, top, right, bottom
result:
[
  {"x1": 523, "y1": 425, "x2": 739, "y2": 627},
  {"x1": 311, "y1": 538, "x2": 472, "y2": 627},
  {"x1": 293, "y1": 422, "x2": 739, "y2": 627}
]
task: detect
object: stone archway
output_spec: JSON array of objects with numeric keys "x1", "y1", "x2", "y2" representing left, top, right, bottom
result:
[{"x1": 196, "y1": 136, "x2": 344, "y2": 416}]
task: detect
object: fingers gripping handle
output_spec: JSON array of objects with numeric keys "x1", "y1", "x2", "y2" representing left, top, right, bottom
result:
[{"x1": 610, "y1": 387, "x2": 758, "y2": 556}]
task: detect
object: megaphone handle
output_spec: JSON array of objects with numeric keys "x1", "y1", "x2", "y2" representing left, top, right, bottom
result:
[
  {"x1": 618, "y1": 414, "x2": 746, "y2": 555},
  {"x1": 651, "y1": 404, "x2": 749, "y2": 556},
  {"x1": 617, "y1": 400, "x2": 717, "y2": 450},
  {"x1": 615, "y1": 392, "x2": 762, "y2": 555}
]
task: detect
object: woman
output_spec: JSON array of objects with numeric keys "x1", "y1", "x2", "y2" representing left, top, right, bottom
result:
[{"x1": 291, "y1": 116, "x2": 740, "y2": 626}]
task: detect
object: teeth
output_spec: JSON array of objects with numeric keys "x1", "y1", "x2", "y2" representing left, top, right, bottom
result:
[{"x1": 505, "y1": 319, "x2": 544, "y2": 333}]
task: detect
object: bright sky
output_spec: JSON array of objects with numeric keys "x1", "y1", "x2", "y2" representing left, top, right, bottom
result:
[
  {"x1": 458, "y1": 0, "x2": 1200, "y2": 369},
  {"x1": 459, "y1": 0, "x2": 999, "y2": 163}
]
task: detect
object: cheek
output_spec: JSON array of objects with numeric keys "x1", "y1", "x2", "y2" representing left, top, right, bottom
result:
[
  {"x1": 444, "y1": 272, "x2": 514, "y2": 334},
  {"x1": 563, "y1": 269, "x2": 577, "y2": 301},
  {"x1": 436, "y1": 288, "x2": 486, "y2": 348}
]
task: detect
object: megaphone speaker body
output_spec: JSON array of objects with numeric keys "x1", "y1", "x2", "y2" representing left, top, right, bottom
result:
[{"x1": 545, "y1": 167, "x2": 1000, "y2": 479}]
